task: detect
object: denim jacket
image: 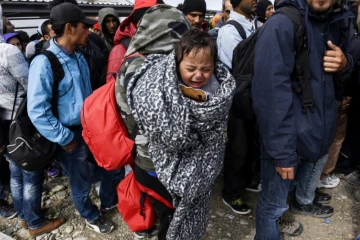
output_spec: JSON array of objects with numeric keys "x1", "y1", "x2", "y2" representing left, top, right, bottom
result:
[
  {"x1": 27, "y1": 39, "x2": 92, "y2": 146},
  {"x1": 217, "y1": 11, "x2": 258, "y2": 69}
]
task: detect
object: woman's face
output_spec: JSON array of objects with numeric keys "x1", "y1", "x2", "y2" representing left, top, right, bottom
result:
[
  {"x1": 179, "y1": 48, "x2": 214, "y2": 89},
  {"x1": 8, "y1": 38, "x2": 22, "y2": 52},
  {"x1": 265, "y1": 4, "x2": 274, "y2": 19}
]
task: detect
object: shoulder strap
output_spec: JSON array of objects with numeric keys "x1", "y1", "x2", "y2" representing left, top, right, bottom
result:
[
  {"x1": 226, "y1": 20, "x2": 247, "y2": 40},
  {"x1": 120, "y1": 38, "x2": 131, "y2": 50},
  {"x1": 10, "y1": 82, "x2": 19, "y2": 121},
  {"x1": 276, "y1": 6, "x2": 314, "y2": 114},
  {"x1": 30, "y1": 50, "x2": 65, "y2": 117}
]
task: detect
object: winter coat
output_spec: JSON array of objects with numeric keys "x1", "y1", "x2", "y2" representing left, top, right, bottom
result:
[
  {"x1": 252, "y1": 0, "x2": 360, "y2": 167},
  {"x1": 115, "y1": 5, "x2": 190, "y2": 172},
  {"x1": 127, "y1": 51, "x2": 235, "y2": 240},
  {"x1": 0, "y1": 43, "x2": 28, "y2": 120}
]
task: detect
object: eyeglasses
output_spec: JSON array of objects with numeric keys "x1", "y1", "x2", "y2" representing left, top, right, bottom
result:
[{"x1": 225, "y1": 10, "x2": 231, "y2": 14}]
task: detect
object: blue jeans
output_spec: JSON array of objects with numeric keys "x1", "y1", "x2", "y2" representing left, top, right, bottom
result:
[
  {"x1": 293, "y1": 154, "x2": 328, "y2": 205},
  {"x1": 8, "y1": 160, "x2": 44, "y2": 229},
  {"x1": 255, "y1": 154, "x2": 329, "y2": 239},
  {"x1": 255, "y1": 159, "x2": 293, "y2": 240},
  {"x1": 57, "y1": 130, "x2": 124, "y2": 221},
  {"x1": 88, "y1": 156, "x2": 124, "y2": 208}
]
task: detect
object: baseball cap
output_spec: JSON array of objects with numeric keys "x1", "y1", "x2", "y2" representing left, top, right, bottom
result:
[{"x1": 50, "y1": 3, "x2": 97, "y2": 26}]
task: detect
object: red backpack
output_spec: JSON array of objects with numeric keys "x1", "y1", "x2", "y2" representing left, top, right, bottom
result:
[
  {"x1": 117, "y1": 170, "x2": 174, "y2": 232},
  {"x1": 81, "y1": 53, "x2": 143, "y2": 170}
]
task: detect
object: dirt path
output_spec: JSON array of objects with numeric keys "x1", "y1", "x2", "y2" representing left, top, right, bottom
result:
[{"x1": 0, "y1": 173, "x2": 359, "y2": 240}]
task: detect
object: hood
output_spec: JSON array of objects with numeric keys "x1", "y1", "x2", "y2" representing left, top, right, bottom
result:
[
  {"x1": 257, "y1": 0, "x2": 272, "y2": 19},
  {"x1": 3, "y1": 33, "x2": 22, "y2": 44},
  {"x1": 125, "y1": 4, "x2": 190, "y2": 57},
  {"x1": 98, "y1": 8, "x2": 120, "y2": 33},
  {"x1": 114, "y1": 18, "x2": 137, "y2": 45},
  {"x1": 114, "y1": 0, "x2": 160, "y2": 45}
]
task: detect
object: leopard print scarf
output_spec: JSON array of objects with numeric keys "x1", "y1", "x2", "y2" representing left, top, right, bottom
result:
[{"x1": 127, "y1": 52, "x2": 235, "y2": 240}]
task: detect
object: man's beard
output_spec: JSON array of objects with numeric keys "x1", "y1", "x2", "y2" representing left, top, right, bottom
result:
[{"x1": 308, "y1": 2, "x2": 334, "y2": 14}]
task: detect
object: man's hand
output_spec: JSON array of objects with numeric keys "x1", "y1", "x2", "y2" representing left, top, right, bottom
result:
[
  {"x1": 339, "y1": 96, "x2": 352, "y2": 111},
  {"x1": 324, "y1": 41, "x2": 348, "y2": 73},
  {"x1": 62, "y1": 138, "x2": 77, "y2": 153},
  {"x1": 275, "y1": 167, "x2": 295, "y2": 180}
]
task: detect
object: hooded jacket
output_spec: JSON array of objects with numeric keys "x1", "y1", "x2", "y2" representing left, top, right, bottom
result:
[
  {"x1": 98, "y1": 8, "x2": 120, "y2": 51},
  {"x1": 115, "y1": 4, "x2": 190, "y2": 172},
  {"x1": 106, "y1": 0, "x2": 160, "y2": 83},
  {"x1": 0, "y1": 43, "x2": 28, "y2": 120},
  {"x1": 252, "y1": 0, "x2": 360, "y2": 167}
]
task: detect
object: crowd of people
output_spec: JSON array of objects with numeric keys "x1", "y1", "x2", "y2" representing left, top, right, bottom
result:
[{"x1": 0, "y1": 0, "x2": 360, "y2": 239}]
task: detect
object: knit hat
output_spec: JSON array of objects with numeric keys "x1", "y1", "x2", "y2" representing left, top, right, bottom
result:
[
  {"x1": 182, "y1": 0, "x2": 206, "y2": 16},
  {"x1": 256, "y1": 0, "x2": 272, "y2": 19}
]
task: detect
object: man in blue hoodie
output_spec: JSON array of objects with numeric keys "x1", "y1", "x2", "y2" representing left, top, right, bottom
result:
[
  {"x1": 28, "y1": 3, "x2": 116, "y2": 235},
  {"x1": 252, "y1": 0, "x2": 359, "y2": 238}
]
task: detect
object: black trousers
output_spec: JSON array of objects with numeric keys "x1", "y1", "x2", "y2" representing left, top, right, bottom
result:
[
  {"x1": 134, "y1": 164, "x2": 175, "y2": 240},
  {"x1": 222, "y1": 112, "x2": 260, "y2": 201}
]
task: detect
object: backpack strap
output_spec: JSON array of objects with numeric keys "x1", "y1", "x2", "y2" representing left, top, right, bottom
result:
[
  {"x1": 226, "y1": 20, "x2": 247, "y2": 40},
  {"x1": 10, "y1": 82, "x2": 19, "y2": 121},
  {"x1": 29, "y1": 50, "x2": 65, "y2": 118},
  {"x1": 120, "y1": 38, "x2": 131, "y2": 50},
  {"x1": 276, "y1": 6, "x2": 314, "y2": 114}
]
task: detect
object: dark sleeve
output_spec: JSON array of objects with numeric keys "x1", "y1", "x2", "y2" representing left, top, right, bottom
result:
[
  {"x1": 88, "y1": 32, "x2": 109, "y2": 59},
  {"x1": 334, "y1": 19, "x2": 360, "y2": 98},
  {"x1": 252, "y1": 14, "x2": 299, "y2": 168}
]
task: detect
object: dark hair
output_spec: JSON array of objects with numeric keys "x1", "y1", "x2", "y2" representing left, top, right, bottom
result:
[
  {"x1": 50, "y1": 21, "x2": 79, "y2": 38},
  {"x1": 29, "y1": 33, "x2": 42, "y2": 41},
  {"x1": 175, "y1": 29, "x2": 217, "y2": 68},
  {"x1": 48, "y1": 0, "x2": 78, "y2": 11},
  {"x1": 230, "y1": 0, "x2": 241, "y2": 8},
  {"x1": 41, "y1": 20, "x2": 51, "y2": 36},
  {"x1": 16, "y1": 30, "x2": 30, "y2": 45}
]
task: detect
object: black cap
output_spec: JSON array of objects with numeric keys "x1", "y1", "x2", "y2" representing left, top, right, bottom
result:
[
  {"x1": 182, "y1": 0, "x2": 206, "y2": 16},
  {"x1": 50, "y1": 3, "x2": 97, "y2": 26}
]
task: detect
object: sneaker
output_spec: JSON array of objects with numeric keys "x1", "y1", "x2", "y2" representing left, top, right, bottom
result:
[
  {"x1": 318, "y1": 175, "x2": 340, "y2": 189},
  {"x1": 100, "y1": 204, "x2": 117, "y2": 216},
  {"x1": 344, "y1": 170, "x2": 360, "y2": 186},
  {"x1": 291, "y1": 200, "x2": 334, "y2": 218},
  {"x1": 29, "y1": 217, "x2": 66, "y2": 237},
  {"x1": 245, "y1": 181, "x2": 262, "y2": 193},
  {"x1": 222, "y1": 198, "x2": 251, "y2": 215},
  {"x1": 0, "y1": 199, "x2": 17, "y2": 219},
  {"x1": 314, "y1": 190, "x2": 331, "y2": 204},
  {"x1": 86, "y1": 216, "x2": 114, "y2": 234},
  {"x1": 45, "y1": 167, "x2": 60, "y2": 178},
  {"x1": 134, "y1": 226, "x2": 159, "y2": 239},
  {"x1": 278, "y1": 219, "x2": 303, "y2": 236}
]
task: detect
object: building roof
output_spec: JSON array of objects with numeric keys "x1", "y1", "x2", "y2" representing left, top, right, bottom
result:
[
  {"x1": 1, "y1": 0, "x2": 133, "y2": 5},
  {"x1": 1, "y1": 0, "x2": 134, "y2": 17}
]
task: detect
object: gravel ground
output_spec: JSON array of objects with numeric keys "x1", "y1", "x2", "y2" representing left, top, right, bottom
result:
[{"x1": 0, "y1": 173, "x2": 359, "y2": 240}]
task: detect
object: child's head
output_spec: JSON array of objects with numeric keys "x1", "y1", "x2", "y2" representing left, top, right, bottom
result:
[{"x1": 175, "y1": 29, "x2": 217, "y2": 89}]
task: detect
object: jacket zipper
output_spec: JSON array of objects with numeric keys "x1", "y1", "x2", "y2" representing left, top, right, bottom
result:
[{"x1": 317, "y1": 13, "x2": 353, "y2": 159}]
